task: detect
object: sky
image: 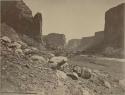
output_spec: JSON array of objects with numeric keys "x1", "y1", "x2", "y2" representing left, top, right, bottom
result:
[{"x1": 23, "y1": 0, "x2": 125, "y2": 41}]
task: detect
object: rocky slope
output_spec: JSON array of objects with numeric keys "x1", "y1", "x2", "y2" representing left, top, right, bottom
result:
[
  {"x1": 1, "y1": 36, "x2": 125, "y2": 95},
  {"x1": 0, "y1": 36, "x2": 90, "y2": 95}
]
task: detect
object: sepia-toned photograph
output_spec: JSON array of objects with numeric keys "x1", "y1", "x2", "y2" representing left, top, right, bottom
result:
[{"x1": 0, "y1": 0, "x2": 125, "y2": 95}]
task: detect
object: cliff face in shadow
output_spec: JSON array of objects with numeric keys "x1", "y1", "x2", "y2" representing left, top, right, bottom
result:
[
  {"x1": 78, "y1": 36, "x2": 95, "y2": 51},
  {"x1": 102, "y1": 3, "x2": 125, "y2": 57},
  {"x1": 1, "y1": 0, "x2": 43, "y2": 48},
  {"x1": 104, "y1": 3, "x2": 124, "y2": 49},
  {"x1": 43, "y1": 33, "x2": 66, "y2": 50},
  {"x1": 66, "y1": 31, "x2": 104, "y2": 53}
]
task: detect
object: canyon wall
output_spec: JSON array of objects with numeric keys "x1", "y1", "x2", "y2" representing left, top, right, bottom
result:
[
  {"x1": 104, "y1": 3, "x2": 124, "y2": 49},
  {"x1": 67, "y1": 3, "x2": 125, "y2": 58},
  {"x1": 1, "y1": 0, "x2": 43, "y2": 48},
  {"x1": 43, "y1": 33, "x2": 66, "y2": 50}
]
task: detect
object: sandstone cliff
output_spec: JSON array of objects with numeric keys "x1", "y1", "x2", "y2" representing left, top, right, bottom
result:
[
  {"x1": 43, "y1": 33, "x2": 66, "y2": 50},
  {"x1": 104, "y1": 3, "x2": 125, "y2": 48},
  {"x1": 1, "y1": 0, "x2": 43, "y2": 48},
  {"x1": 103, "y1": 3, "x2": 125, "y2": 57}
]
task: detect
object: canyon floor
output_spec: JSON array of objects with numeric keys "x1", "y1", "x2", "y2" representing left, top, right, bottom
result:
[
  {"x1": 1, "y1": 37, "x2": 125, "y2": 95},
  {"x1": 69, "y1": 55, "x2": 125, "y2": 80}
]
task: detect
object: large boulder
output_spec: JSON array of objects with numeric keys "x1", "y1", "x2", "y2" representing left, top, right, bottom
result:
[
  {"x1": 30, "y1": 55, "x2": 46, "y2": 63},
  {"x1": 81, "y1": 67, "x2": 92, "y2": 79},
  {"x1": 73, "y1": 65, "x2": 82, "y2": 76},
  {"x1": 49, "y1": 56, "x2": 68, "y2": 69},
  {"x1": 1, "y1": 36, "x2": 11, "y2": 43}
]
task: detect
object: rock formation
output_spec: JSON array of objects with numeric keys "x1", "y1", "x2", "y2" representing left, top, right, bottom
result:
[
  {"x1": 66, "y1": 36, "x2": 95, "y2": 52},
  {"x1": 86, "y1": 31, "x2": 104, "y2": 52},
  {"x1": 103, "y1": 3, "x2": 125, "y2": 57},
  {"x1": 104, "y1": 3, "x2": 125, "y2": 48},
  {"x1": 43, "y1": 33, "x2": 66, "y2": 50},
  {"x1": 33, "y1": 12, "x2": 42, "y2": 42},
  {"x1": 1, "y1": 0, "x2": 43, "y2": 48},
  {"x1": 66, "y1": 3, "x2": 125, "y2": 58}
]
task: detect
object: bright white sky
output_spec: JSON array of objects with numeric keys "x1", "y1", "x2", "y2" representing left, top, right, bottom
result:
[{"x1": 24, "y1": 0, "x2": 125, "y2": 41}]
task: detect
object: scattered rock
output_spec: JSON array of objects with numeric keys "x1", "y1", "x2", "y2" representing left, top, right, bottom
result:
[
  {"x1": 30, "y1": 55, "x2": 46, "y2": 63},
  {"x1": 56, "y1": 70, "x2": 67, "y2": 80},
  {"x1": 49, "y1": 56, "x2": 68, "y2": 69},
  {"x1": 50, "y1": 56, "x2": 68, "y2": 63},
  {"x1": 15, "y1": 48, "x2": 24, "y2": 55},
  {"x1": 82, "y1": 88, "x2": 94, "y2": 95},
  {"x1": 9, "y1": 41, "x2": 21, "y2": 49},
  {"x1": 17, "y1": 41, "x2": 28, "y2": 49},
  {"x1": 67, "y1": 72, "x2": 79, "y2": 80},
  {"x1": 49, "y1": 62, "x2": 58, "y2": 69},
  {"x1": 47, "y1": 53, "x2": 55, "y2": 59},
  {"x1": 81, "y1": 67, "x2": 92, "y2": 79},
  {"x1": 60, "y1": 62, "x2": 69, "y2": 70},
  {"x1": 24, "y1": 47, "x2": 39, "y2": 55},
  {"x1": 1, "y1": 36, "x2": 11, "y2": 43},
  {"x1": 30, "y1": 47, "x2": 39, "y2": 52},
  {"x1": 103, "y1": 80, "x2": 111, "y2": 88},
  {"x1": 73, "y1": 65, "x2": 82, "y2": 76},
  {"x1": 24, "y1": 48, "x2": 32, "y2": 55}
]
